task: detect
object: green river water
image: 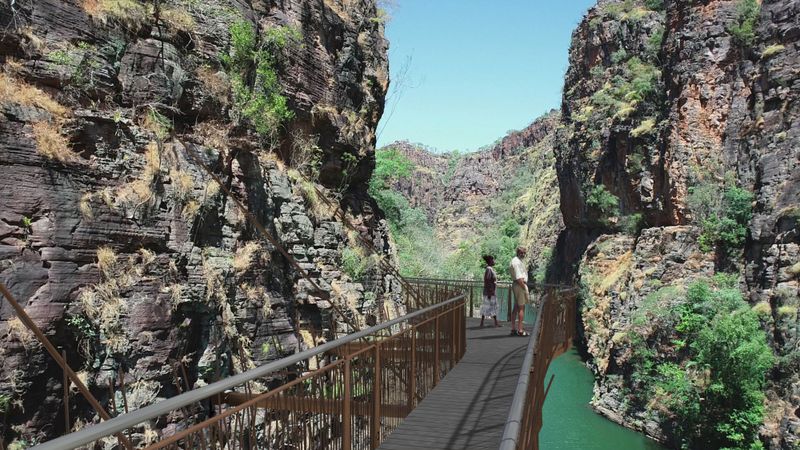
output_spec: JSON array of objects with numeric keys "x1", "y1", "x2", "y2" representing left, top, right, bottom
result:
[{"x1": 540, "y1": 349, "x2": 665, "y2": 450}]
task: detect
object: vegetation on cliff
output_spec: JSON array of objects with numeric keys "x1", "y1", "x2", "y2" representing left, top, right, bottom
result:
[{"x1": 629, "y1": 276, "x2": 773, "y2": 449}]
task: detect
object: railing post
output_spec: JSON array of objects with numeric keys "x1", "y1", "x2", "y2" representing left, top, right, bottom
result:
[
  {"x1": 343, "y1": 357, "x2": 352, "y2": 450},
  {"x1": 409, "y1": 328, "x2": 417, "y2": 410},
  {"x1": 371, "y1": 344, "x2": 381, "y2": 449},
  {"x1": 469, "y1": 286, "x2": 474, "y2": 318},
  {"x1": 434, "y1": 315, "x2": 440, "y2": 385},
  {"x1": 507, "y1": 286, "x2": 512, "y2": 322},
  {"x1": 450, "y1": 306, "x2": 456, "y2": 367}
]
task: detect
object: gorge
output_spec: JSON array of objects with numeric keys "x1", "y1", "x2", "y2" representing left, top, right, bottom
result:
[{"x1": 0, "y1": 0, "x2": 797, "y2": 449}]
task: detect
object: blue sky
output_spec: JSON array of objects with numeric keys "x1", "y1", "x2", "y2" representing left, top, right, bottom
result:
[{"x1": 376, "y1": 0, "x2": 597, "y2": 152}]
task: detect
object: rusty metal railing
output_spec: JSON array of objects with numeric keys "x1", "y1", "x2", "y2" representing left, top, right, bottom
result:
[
  {"x1": 33, "y1": 285, "x2": 466, "y2": 450},
  {"x1": 499, "y1": 287, "x2": 577, "y2": 450}
]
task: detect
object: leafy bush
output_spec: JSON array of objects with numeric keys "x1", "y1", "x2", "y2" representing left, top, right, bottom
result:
[
  {"x1": 728, "y1": 0, "x2": 760, "y2": 47},
  {"x1": 619, "y1": 213, "x2": 644, "y2": 235},
  {"x1": 589, "y1": 57, "x2": 661, "y2": 127},
  {"x1": 644, "y1": 0, "x2": 665, "y2": 11},
  {"x1": 631, "y1": 277, "x2": 773, "y2": 449},
  {"x1": 443, "y1": 150, "x2": 462, "y2": 184},
  {"x1": 369, "y1": 148, "x2": 413, "y2": 192},
  {"x1": 611, "y1": 49, "x2": 629, "y2": 64},
  {"x1": 342, "y1": 247, "x2": 369, "y2": 280},
  {"x1": 647, "y1": 27, "x2": 665, "y2": 56},
  {"x1": 631, "y1": 118, "x2": 655, "y2": 137},
  {"x1": 696, "y1": 186, "x2": 753, "y2": 255},
  {"x1": 222, "y1": 20, "x2": 298, "y2": 142},
  {"x1": 586, "y1": 184, "x2": 619, "y2": 219}
]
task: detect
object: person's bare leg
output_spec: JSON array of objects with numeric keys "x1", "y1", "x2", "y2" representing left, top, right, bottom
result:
[
  {"x1": 480, "y1": 315, "x2": 485, "y2": 327},
  {"x1": 510, "y1": 305, "x2": 517, "y2": 332},
  {"x1": 517, "y1": 307, "x2": 525, "y2": 333},
  {"x1": 493, "y1": 315, "x2": 499, "y2": 327}
]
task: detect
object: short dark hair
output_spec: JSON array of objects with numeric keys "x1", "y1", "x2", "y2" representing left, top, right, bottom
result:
[{"x1": 482, "y1": 254, "x2": 495, "y2": 265}]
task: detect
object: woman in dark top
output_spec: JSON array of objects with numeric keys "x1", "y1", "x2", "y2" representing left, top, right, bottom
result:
[{"x1": 480, "y1": 255, "x2": 499, "y2": 327}]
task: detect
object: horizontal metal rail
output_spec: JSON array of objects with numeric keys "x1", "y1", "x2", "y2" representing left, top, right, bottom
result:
[
  {"x1": 498, "y1": 294, "x2": 546, "y2": 450},
  {"x1": 499, "y1": 287, "x2": 578, "y2": 450},
  {"x1": 34, "y1": 293, "x2": 466, "y2": 450}
]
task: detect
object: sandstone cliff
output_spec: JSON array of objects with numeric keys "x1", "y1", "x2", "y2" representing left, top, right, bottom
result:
[
  {"x1": 0, "y1": 0, "x2": 396, "y2": 444},
  {"x1": 551, "y1": 0, "x2": 799, "y2": 448},
  {"x1": 381, "y1": 112, "x2": 563, "y2": 280}
]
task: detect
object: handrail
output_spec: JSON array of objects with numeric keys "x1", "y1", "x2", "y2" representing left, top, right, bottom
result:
[
  {"x1": 498, "y1": 296, "x2": 546, "y2": 450},
  {"x1": 497, "y1": 287, "x2": 578, "y2": 450},
  {"x1": 405, "y1": 277, "x2": 573, "y2": 290},
  {"x1": 34, "y1": 293, "x2": 466, "y2": 450}
]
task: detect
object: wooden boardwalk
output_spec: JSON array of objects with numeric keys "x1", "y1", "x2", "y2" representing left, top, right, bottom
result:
[{"x1": 379, "y1": 318, "x2": 530, "y2": 450}]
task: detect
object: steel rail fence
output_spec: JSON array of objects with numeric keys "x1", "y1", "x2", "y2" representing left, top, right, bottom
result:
[
  {"x1": 499, "y1": 287, "x2": 578, "y2": 450},
  {"x1": 33, "y1": 285, "x2": 466, "y2": 450}
]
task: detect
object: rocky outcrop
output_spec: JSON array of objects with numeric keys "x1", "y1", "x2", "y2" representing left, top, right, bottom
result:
[
  {"x1": 551, "y1": 0, "x2": 800, "y2": 448},
  {"x1": 0, "y1": 0, "x2": 396, "y2": 444}
]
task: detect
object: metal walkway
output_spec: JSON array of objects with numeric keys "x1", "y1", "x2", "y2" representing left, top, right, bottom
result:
[{"x1": 379, "y1": 318, "x2": 529, "y2": 450}]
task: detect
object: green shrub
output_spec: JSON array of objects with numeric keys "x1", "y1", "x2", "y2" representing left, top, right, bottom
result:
[
  {"x1": 631, "y1": 118, "x2": 656, "y2": 137},
  {"x1": 647, "y1": 27, "x2": 665, "y2": 57},
  {"x1": 619, "y1": 213, "x2": 644, "y2": 235},
  {"x1": 632, "y1": 278, "x2": 773, "y2": 449},
  {"x1": 589, "y1": 57, "x2": 660, "y2": 125},
  {"x1": 697, "y1": 186, "x2": 753, "y2": 254},
  {"x1": 586, "y1": 184, "x2": 619, "y2": 219},
  {"x1": 369, "y1": 148, "x2": 413, "y2": 192},
  {"x1": 611, "y1": 49, "x2": 628, "y2": 64},
  {"x1": 443, "y1": 150, "x2": 462, "y2": 184},
  {"x1": 223, "y1": 20, "x2": 298, "y2": 141},
  {"x1": 644, "y1": 0, "x2": 665, "y2": 11},
  {"x1": 728, "y1": 0, "x2": 760, "y2": 47},
  {"x1": 0, "y1": 394, "x2": 10, "y2": 414},
  {"x1": 627, "y1": 152, "x2": 644, "y2": 174},
  {"x1": 342, "y1": 247, "x2": 369, "y2": 280}
]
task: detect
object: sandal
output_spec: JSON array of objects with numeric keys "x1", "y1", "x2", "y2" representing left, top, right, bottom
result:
[
  {"x1": 517, "y1": 331, "x2": 530, "y2": 337},
  {"x1": 510, "y1": 330, "x2": 518, "y2": 336}
]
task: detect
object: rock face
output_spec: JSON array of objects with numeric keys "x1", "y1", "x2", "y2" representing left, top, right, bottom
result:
[
  {"x1": 384, "y1": 112, "x2": 564, "y2": 276},
  {"x1": 550, "y1": 0, "x2": 800, "y2": 448},
  {"x1": 0, "y1": 0, "x2": 397, "y2": 444}
]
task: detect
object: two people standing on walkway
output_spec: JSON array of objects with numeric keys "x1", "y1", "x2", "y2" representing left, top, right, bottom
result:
[{"x1": 479, "y1": 247, "x2": 529, "y2": 335}]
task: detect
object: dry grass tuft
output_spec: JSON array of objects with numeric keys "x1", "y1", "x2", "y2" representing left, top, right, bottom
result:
[
  {"x1": 194, "y1": 121, "x2": 230, "y2": 152},
  {"x1": 82, "y1": 0, "x2": 148, "y2": 28},
  {"x1": 161, "y1": 6, "x2": 195, "y2": 33},
  {"x1": 233, "y1": 242, "x2": 262, "y2": 275},
  {"x1": 114, "y1": 142, "x2": 161, "y2": 212},
  {"x1": 6, "y1": 317, "x2": 39, "y2": 349},
  {"x1": 167, "y1": 283, "x2": 185, "y2": 310},
  {"x1": 79, "y1": 246, "x2": 158, "y2": 356},
  {"x1": 0, "y1": 72, "x2": 68, "y2": 117},
  {"x1": 182, "y1": 199, "x2": 201, "y2": 221},
  {"x1": 96, "y1": 246, "x2": 117, "y2": 278},
  {"x1": 79, "y1": 193, "x2": 94, "y2": 220},
  {"x1": 3, "y1": 58, "x2": 24, "y2": 76},
  {"x1": 18, "y1": 27, "x2": 46, "y2": 54},
  {"x1": 258, "y1": 150, "x2": 286, "y2": 171},
  {"x1": 32, "y1": 121, "x2": 78, "y2": 162},
  {"x1": 169, "y1": 168, "x2": 195, "y2": 202},
  {"x1": 196, "y1": 66, "x2": 230, "y2": 107}
]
